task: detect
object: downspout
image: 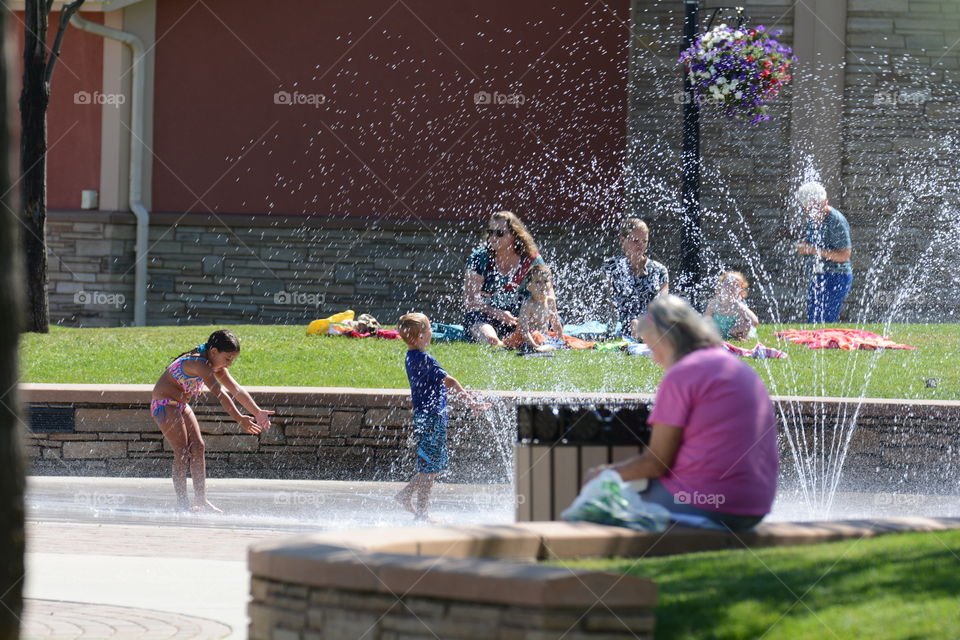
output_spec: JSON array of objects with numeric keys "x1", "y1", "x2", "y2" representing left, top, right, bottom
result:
[{"x1": 70, "y1": 11, "x2": 149, "y2": 326}]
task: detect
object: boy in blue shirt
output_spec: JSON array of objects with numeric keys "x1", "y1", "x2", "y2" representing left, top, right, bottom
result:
[{"x1": 395, "y1": 313, "x2": 488, "y2": 521}]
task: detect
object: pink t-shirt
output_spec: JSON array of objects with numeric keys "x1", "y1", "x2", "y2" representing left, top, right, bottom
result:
[{"x1": 649, "y1": 347, "x2": 778, "y2": 515}]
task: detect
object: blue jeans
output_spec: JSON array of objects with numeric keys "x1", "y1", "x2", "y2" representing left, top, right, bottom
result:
[
  {"x1": 807, "y1": 273, "x2": 853, "y2": 323},
  {"x1": 639, "y1": 479, "x2": 764, "y2": 531}
]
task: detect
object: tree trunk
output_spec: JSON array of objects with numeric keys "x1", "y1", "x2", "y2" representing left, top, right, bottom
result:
[
  {"x1": 0, "y1": 2, "x2": 27, "y2": 637},
  {"x1": 19, "y1": 1, "x2": 50, "y2": 333}
]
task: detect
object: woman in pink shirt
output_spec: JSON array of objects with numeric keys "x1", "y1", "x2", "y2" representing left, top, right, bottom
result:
[{"x1": 587, "y1": 295, "x2": 778, "y2": 530}]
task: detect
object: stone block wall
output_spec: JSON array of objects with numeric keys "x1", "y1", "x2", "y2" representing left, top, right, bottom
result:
[
  {"x1": 248, "y1": 578, "x2": 655, "y2": 640},
  {"x1": 45, "y1": 212, "x2": 615, "y2": 328},
  {"x1": 247, "y1": 543, "x2": 657, "y2": 640},
  {"x1": 24, "y1": 386, "x2": 510, "y2": 483},
  {"x1": 840, "y1": 0, "x2": 960, "y2": 321},
  {"x1": 22, "y1": 384, "x2": 960, "y2": 494}
]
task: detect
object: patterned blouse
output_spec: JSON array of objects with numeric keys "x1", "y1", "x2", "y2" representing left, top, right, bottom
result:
[{"x1": 603, "y1": 255, "x2": 669, "y2": 326}]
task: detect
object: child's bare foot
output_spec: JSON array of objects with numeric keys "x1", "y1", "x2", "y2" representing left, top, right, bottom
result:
[
  {"x1": 191, "y1": 500, "x2": 223, "y2": 514},
  {"x1": 414, "y1": 513, "x2": 442, "y2": 525},
  {"x1": 395, "y1": 490, "x2": 415, "y2": 514}
]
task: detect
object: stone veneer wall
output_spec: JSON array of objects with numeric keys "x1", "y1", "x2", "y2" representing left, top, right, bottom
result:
[
  {"x1": 46, "y1": 212, "x2": 614, "y2": 328},
  {"x1": 839, "y1": 0, "x2": 960, "y2": 320},
  {"x1": 23, "y1": 384, "x2": 960, "y2": 492},
  {"x1": 249, "y1": 576, "x2": 655, "y2": 640}
]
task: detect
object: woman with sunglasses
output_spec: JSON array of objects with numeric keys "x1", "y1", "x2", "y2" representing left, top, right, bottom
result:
[{"x1": 464, "y1": 211, "x2": 549, "y2": 346}]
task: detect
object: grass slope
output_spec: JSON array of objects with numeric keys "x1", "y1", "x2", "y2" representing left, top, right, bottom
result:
[
  {"x1": 554, "y1": 529, "x2": 960, "y2": 639},
  {"x1": 18, "y1": 323, "x2": 959, "y2": 400}
]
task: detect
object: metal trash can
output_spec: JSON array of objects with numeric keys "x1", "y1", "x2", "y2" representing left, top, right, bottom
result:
[{"x1": 515, "y1": 403, "x2": 651, "y2": 521}]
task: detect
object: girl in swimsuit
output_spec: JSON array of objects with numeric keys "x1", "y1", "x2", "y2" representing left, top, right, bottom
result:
[
  {"x1": 703, "y1": 271, "x2": 759, "y2": 341},
  {"x1": 151, "y1": 329, "x2": 273, "y2": 512}
]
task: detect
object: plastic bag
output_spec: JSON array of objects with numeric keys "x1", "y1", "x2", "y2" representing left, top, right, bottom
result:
[{"x1": 561, "y1": 469, "x2": 670, "y2": 532}]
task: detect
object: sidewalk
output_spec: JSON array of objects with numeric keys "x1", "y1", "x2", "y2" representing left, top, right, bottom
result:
[{"x1": 23, "y1": 476, "x2": 514, "y2": 639}]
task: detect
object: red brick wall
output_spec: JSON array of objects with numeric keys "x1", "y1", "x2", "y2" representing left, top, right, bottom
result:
[
  {"x1": 152, "y1": 0, "x2": 628, "y2": 223},
  {"x1": 13, "y1": 11, "x2": 104, "y2": 210}
]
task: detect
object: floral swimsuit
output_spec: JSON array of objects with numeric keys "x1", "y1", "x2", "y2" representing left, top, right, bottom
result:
[{"x1": 151, "y1": 356, "x2": 207, "y2": 421}]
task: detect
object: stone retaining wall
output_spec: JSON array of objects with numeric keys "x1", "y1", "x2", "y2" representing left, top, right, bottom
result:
[
  {"x1": 249, "y1": 571, "x2": 655, "y2": 640},
  {"x1": 247, "y1": 517, "x2": 960, "y2": 639},
  {"x1": 22, "y1": 384, "x2": 960, "y2": 491}
]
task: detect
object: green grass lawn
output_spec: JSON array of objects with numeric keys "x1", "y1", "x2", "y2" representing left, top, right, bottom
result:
[
  {"x1": 553, "y1": 529, "x2": 960, "y2": 640},
  {"x1": 18, "y1": 323, "x2": 960, "y2": 400}
]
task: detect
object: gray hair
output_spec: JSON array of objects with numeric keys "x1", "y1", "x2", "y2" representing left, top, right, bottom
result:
[
  {"x1": 796, "y1": 181, "x2": 828, "y2": 208},
  {"x1": 644, "y1": 295, "x2": 721, "y2": 361}
]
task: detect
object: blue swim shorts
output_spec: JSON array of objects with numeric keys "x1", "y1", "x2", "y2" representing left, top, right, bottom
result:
[{"x1": 414, "y1": 412, "x2": 449, "y2": 474}]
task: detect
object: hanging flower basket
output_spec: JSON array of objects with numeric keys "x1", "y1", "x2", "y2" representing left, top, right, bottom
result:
[{"x1": 679, "y1": 24, "x2": 795, "y2": 123}]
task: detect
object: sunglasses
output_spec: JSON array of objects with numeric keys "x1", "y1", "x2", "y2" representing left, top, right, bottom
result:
[{"x1": 486, "y1": 229, "x2": 507, "y2": 238}]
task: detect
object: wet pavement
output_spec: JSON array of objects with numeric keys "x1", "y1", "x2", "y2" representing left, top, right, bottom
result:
[
  {"x1": 24, "y1": 476, "x2": 513, "y2": 639},
  {"x1": 21, "y1": 475, "x2": 960, "y2": 639}
]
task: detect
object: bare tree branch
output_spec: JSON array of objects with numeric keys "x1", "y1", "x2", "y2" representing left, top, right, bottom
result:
[{"x1": 44, "y1": 0, "x2": 85, "y2": 85}]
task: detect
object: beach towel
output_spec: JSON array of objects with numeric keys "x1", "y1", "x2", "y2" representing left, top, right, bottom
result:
[
  {"x1": 562, "y1": 321, "x2": 612, "y2": 340},
  {"x1": 548, "y1": 332, "x2": 595, "y2": 349},
  {"x1": 775, "y1": 329, "x2": 915, "y2": 351}
]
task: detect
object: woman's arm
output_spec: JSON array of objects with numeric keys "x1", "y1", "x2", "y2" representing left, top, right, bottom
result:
[
  {"x1": 585, "y1": 423, "x2": 683, "y2": 484},
  {"x1": 465, "y1": 271, "x2": 514, "y2": 324},
  {"x1": 464, "y1": 271, "x2": 486, "y2": 312},
  {"x1": 215, "y1": 369, "x2": 274, "y2": 429}
]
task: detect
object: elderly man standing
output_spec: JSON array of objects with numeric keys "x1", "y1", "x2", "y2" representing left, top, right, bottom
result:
[{"x1": 795, "y1": 181, "x2": 853, "y2": 323}]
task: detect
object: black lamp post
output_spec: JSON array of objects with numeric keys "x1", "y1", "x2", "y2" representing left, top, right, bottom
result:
[
  {"x1": 679, "y1": 0, "x2": 702, "y2": 305},
  {"x1": 678, "y1": 3, "x2": 747, "y2": 307}
]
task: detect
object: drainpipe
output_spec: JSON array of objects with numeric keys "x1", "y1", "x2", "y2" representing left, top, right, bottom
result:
[{"x1": 70, "y1": 11, "x2": 149, "y2": 326}]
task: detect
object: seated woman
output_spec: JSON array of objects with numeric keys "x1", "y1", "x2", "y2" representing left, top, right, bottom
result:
[
  {"x1": 703, "y1": 271, "x2": 759, "y2": 341},
  {"x1": 463, "y1": 211, "x2": 549, "y2": 346},
  {"x1": 586, "y1": 295, "x2": 778, "y2": 530},
  {"x1": 603, "y1": 218, "x2": 669, "y2": 337}
]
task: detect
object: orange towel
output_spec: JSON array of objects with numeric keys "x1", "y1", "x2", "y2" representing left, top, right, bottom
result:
[{"x1": 548, "y1": 332, "x2": 595, "y2": 349}]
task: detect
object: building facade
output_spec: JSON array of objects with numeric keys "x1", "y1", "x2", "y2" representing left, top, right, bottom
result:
[{"x1": 20, "y1": 0, "x2": 960, "y2": 326}]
